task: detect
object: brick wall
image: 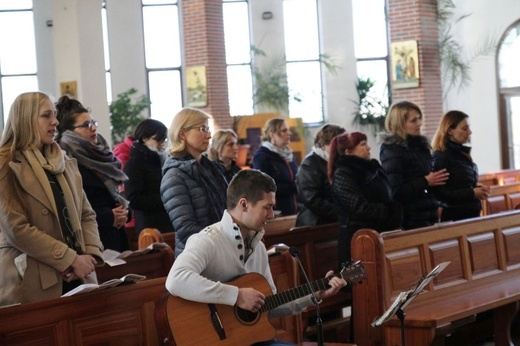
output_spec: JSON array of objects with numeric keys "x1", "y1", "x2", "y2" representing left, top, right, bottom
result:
[
  {"x1": 388, "y1": 0, "x2": 443, "y2": 139},
  {"x1": 182, "y1": 0, "x2": 232, "y2": 129}
]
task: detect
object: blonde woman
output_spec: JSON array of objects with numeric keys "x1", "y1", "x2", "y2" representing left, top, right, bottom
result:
[
  {"x1": 252, "y1": 118, "x2": 298, "y2": 216},
  {"x1": 379, "y1": 101, "x2": 449, "y2": 229},
  {"x1": 0, "y1": 92, "x2": 103, "y2": 306},
  {"x1": 208, "y1": 129, "x2": 241, "y2": 183},
  {"x1": 160, "y1": 107, "x2": 228, "y2": 256}
]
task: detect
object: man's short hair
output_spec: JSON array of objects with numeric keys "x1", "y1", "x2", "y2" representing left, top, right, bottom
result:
[{"x1": 227, "y1": 169, "x2": 277, "y2": 209}]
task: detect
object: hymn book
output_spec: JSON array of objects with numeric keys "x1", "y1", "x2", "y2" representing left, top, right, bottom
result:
[{"x1": 61, "y1": 273, "x2": 146, "y2": 297}]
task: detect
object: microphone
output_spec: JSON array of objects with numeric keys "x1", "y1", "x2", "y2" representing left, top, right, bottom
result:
[{"x1": 289, "y1": 246, "x2": 324, "y2": 346}]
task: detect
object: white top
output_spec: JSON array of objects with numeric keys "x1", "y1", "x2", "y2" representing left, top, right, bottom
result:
[{"x1": 166, "y1": 210, "x2": 313, "y2": 318}]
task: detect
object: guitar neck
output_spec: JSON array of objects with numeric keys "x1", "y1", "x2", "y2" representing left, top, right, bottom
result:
[{"x1": 260, "y1": 276, "x2": 331, "y2": 312}]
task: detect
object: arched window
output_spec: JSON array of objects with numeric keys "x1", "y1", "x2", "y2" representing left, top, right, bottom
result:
[{"x1": 498, "y1": 19, "x2": 520, "y2": 168}]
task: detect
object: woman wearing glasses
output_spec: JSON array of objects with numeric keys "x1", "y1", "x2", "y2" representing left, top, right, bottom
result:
[
  {"x1": 124, "y1": 118, "x2": 174, "y2": 236},
  {"x1": 253, "y1": 118, "x2": 298, "y2": 216},
  {"x1": 160, "y1": 107, "x2": 228, "y2": 257},
  {"x1": 56, "y1": 96, "x2": 129, "y2": 252},
  {"x1": 0, "y1": 92, "x2": 103, "y2": 306}
]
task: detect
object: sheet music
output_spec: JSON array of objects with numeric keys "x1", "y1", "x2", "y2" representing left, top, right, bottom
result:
[{"x1": 371, "y1": 261, "x2": 450, "y2": 328}]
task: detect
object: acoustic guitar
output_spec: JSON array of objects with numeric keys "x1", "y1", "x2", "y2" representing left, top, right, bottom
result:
[{"x1": 155, "y1": 261, "x2": 366, "y2": 345}]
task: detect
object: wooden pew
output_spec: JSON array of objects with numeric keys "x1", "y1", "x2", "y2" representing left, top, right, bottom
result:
[
  {"x1": 351, "y1": 211, "x2": 520, "y2": 346},
  {"x1": 96, "y1": 245, "x2": 174, "y2": 283},
  {"x1": 269, "y1": 250, "x2": 303, "y2": 344},
  {"x1": 264, "y1": 223, "x2": 352, "y2": 342},
  {"x1": 479, "y1": 168, "x2": 520, "y2": 186},
  {"x1": 482, "y1": 182, "x2": 520, "y2": 215},
  {"x1": 0, "y1": 278, "x2": 166, "y2": 345},
  {"x1": 264, "y1": 214, "x2": 297, "y2": 235},
  {"x1": 137, "y1": 228, "x2": 176, "y2": 251}
]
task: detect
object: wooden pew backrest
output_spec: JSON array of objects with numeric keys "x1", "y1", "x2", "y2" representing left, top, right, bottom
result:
[
  {"x1": 352, "y1": 211, "x2": 520, "y2": 346},
  {"x1": 482, "y1": 182, "x2": 520, "y2": 215},
  {"x1": 268, "y1": 251, "x2": 303, "y2": 344},
  {"x1": 96, "y1": 246, "x2": 174, "y2": 283},
  {"x1": 0, "y1": 278, "x2": 166, "y2": 345},
  {"x1": 478, "y1": 168, "x2": 520, "y2": 186},
  {"x1": 264, "y1": 215, "x2": 297, "y2": 235}
]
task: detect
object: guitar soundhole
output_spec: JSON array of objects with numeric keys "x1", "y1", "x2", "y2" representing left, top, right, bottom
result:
[{"x1": 234, "y1": 307, "x2": 260, "y2": 325}]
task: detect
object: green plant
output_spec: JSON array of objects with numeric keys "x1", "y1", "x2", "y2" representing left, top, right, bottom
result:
[
  {"x1": 109, "y1": 88, "x2": 151, "y2": 144},
  {"x1": 251, "y1": 46, "x2": 340, "y2": 113},
  {"x1": 437, "y1": 0, "x2": 498, "y2": 99},
  {"x1": 352, "y1": 77, "x2": 388, "y2": 134},
  {"x1": 251, "y1": 47, "x2": 296, "y2": 112}
]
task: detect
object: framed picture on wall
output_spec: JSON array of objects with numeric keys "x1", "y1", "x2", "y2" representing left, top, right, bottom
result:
[
  {"x1": 391, "y1": 40, "x2": 419, "y2": 89},
  {"x1": 186, "y1": 66, "x2": 207, "y2": 107}
]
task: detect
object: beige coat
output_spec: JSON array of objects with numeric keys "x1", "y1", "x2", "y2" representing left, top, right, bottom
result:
[{"x1": 0, "y1": 144, "x2": 104, "y2": 306}]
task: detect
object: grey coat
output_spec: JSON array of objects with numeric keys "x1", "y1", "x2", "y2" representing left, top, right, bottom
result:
[{"x1": 161, "y1": 154, "x2": 227, "y2": 257}]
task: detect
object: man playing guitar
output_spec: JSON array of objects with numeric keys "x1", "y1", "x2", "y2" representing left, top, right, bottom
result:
[{"x1": 165, "y1": 169, "x2": 347, "y2": 345}]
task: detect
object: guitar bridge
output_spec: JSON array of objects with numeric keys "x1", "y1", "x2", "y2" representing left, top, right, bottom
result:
[{"x1": 208, "y1": 304, "x2": 227, "y2": 340}]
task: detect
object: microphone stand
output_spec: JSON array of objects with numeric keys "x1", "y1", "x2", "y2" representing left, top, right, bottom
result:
[{"x1": 289, "y1": 247, "x2": 324, "y2": 346}]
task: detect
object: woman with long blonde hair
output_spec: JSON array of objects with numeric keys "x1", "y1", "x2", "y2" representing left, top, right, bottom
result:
[{"x1": 0, "y1": 92, "x2": 103, "y2": 306}]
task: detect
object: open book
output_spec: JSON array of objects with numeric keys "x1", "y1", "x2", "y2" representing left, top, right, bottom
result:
[
  {"x1": 103, "y1": 242, "x2": 170, "y2": 266},
  {"x1": 371, "y1": 261, "x2": 450, "y2": 328},
  {"x1": 61, "y1": 273, "x2": 146, "y2": 297},
  {"x1": 267, "y1": 243, "x2": 290, "y2": 255}
]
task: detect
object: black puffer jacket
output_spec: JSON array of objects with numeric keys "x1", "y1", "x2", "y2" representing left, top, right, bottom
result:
[
  {"x1": 216, "y1": 160, "x2": 241, "y2": 183},
  {"x1": 332, "y1": 155, "x2": 402, "y2": 266},
  {"x1": 379, "y1": 134, "x2": 438, "y2": 230},
  {"x1": 124, "y1": 142, "x2": 174, "y2": 235},
  {"x1": 433, "y1": 141, "x2": 481, "y2": 221},
  {"x1": 295, "y1": 152, "x2": 337, "y2": 227}
]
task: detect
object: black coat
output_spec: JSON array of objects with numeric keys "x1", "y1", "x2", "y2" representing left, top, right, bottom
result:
[
  {"x1": 124, "y1": 142, "x2": 174, "y2": 235},
  {"x1": 332, "y1": 155, "x2": 402, "y2": 266},
  {"x1": 295, "y1": 152, "x2": 337, "y2": 226},
  {"x1": 78, "y1": 166, "x2": 129, "y2": 252},
  {"x1": 379, "y1": 134, "x2": 439, "y2": 230},
  {"x1": 252, "y1": 146, "x2": 298, "y2": 216},
  {"x1": 433, "y1": 141, "x2": 481, "y2": 221},
  {"x1": 216, "y1": 160, "x2": 241, "y2": 183}
]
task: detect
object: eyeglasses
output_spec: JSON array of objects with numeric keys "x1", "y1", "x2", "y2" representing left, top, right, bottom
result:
[
  {"x1": 152, "y1": 136, "x2": 168, "y2": 144},
  {"x1": 189, "y1": 125, "x2": 211, "y2": 135},
  {"x1": 73, "y1": 120, "x2": 99, "y2": 129}
]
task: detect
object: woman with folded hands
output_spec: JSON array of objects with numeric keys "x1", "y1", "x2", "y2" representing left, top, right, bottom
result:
[{"x1": 0, "y1": 92, "x2": 104, "y2": 306}]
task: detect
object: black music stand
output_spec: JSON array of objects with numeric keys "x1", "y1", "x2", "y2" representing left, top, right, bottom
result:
[{"x1": 371, "y1": 261, "x2": 451, "y2": 346}]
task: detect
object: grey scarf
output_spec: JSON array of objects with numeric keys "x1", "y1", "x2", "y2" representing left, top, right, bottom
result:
[{"x1": 59, "y1": 131, "x2": 128, "y2": 208}]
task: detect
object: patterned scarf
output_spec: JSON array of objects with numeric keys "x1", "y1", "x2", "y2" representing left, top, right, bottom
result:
[
  {"x1": 59, "y1": 131, "x2": 128, "y2": 208},
  {"x1": 261, "y1": 141, "x2": 294, "y2": 162}
]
